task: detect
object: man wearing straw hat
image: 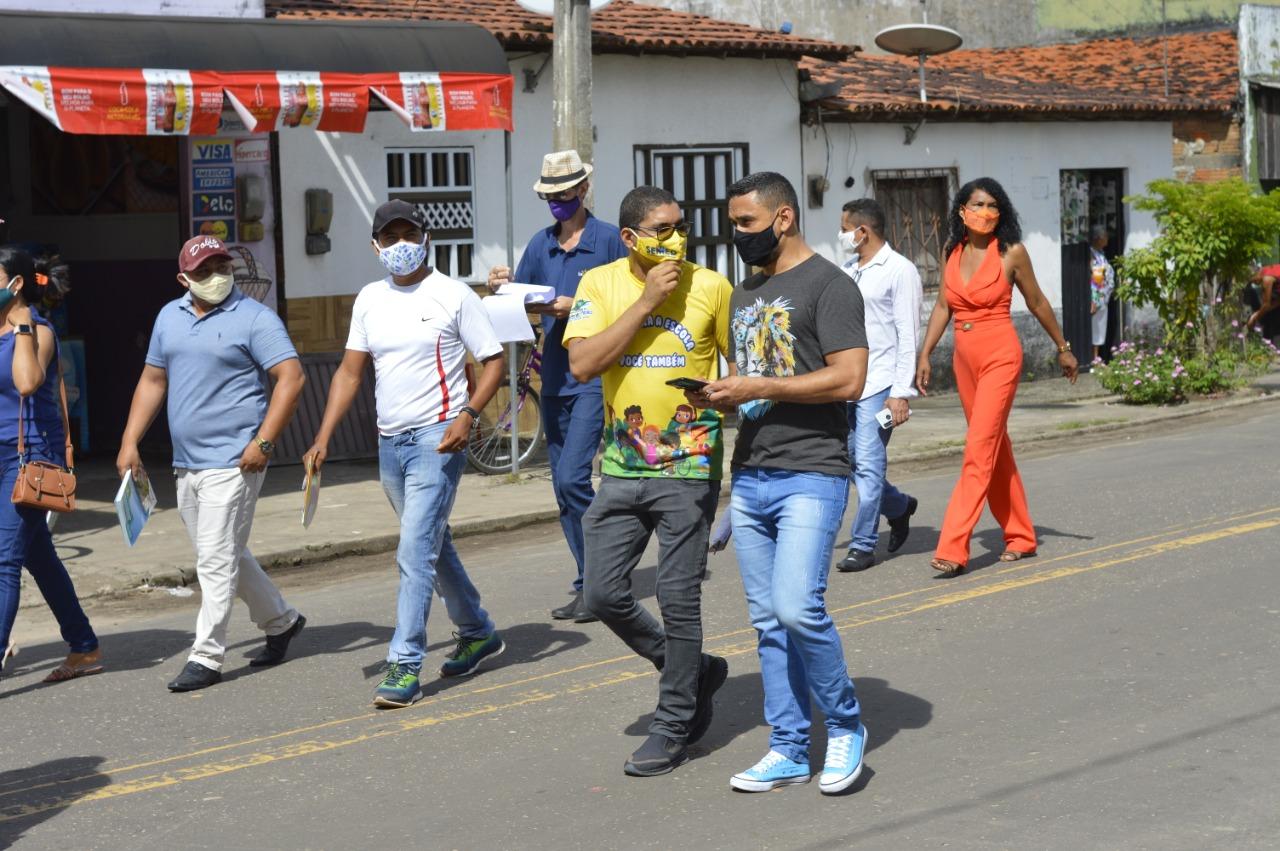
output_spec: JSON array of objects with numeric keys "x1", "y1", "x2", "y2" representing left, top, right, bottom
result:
[{"x1": 489, "y1": 150, "x2": 626, "y2": 623}]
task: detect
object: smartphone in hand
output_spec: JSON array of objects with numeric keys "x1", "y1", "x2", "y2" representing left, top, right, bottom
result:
[{"x1": 665, "y1": 377, "x2": 710, "y2": 392}]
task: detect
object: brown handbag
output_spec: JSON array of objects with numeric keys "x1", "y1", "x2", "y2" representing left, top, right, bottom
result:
[{"x1": 11, "y1": 356, "x2": 76, "y2": 513}]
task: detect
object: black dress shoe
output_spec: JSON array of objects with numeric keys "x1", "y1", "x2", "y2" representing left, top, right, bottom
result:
[
  {"x1": 887, "y1": 496, "x2": 919, "y2": 554},
  {"x1": 551, "y1": 592, "x2": 598, "y2": 623},
  {"x1": 687, "y1": 654, "x2": 729, "y2": 745},
  {"x1": 167, "y1": 661, "x2": 221, "y2": 692},
  {"x1": 623, "y1": 733, "x2": 689, "y2": 777},
  {"x1": 837, "y1": 550, "x2": 876, "y2": 572},
  {"x1": 250, "y1": 614, "x2": 307, "y2": 667}
]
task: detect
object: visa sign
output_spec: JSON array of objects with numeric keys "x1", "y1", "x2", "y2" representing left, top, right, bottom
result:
[{"x1": 193, "y1": 140, "x2": 233, "y2": 164}]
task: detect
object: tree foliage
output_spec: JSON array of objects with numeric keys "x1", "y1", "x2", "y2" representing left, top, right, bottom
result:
[{"x1": 1116, "y1": 179, "x2": 1280, "y2": 355}]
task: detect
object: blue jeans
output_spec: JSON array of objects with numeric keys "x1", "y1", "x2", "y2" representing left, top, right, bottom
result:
[
  {"x1": 0, "y1": 447, "x2": 97, "y2": 655},
  {"x1": 846, "y1": 388, "x2": 912, "y2": 553},
  {"x1": 542, "y1": 390, "x2": 603, "y2": 592},
  {"x1": 731, "y1": 467, "x2": 860, "y2": 763},
  {"x1": 379, "y1": 422, "x2": 494, "y2": 667}
]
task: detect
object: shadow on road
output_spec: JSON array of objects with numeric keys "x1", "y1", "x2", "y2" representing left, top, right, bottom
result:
[
  {"x1": 624, "y1": 673, "x2": 932, "y2": 777},
  {"x1": 354, "y1": 619, "x2": 593, "y2": 686},
  {"x1": 0, "y1": 629, "x2": 192, "y2": 700},
  {"x1": 0, "y1": 756, "x2": 110, "y2": 850}
]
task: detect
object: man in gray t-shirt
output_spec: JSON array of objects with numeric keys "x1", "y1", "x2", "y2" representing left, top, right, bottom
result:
[{"x1": 696, "y1": 172, "x2": 871, "y2": 796}]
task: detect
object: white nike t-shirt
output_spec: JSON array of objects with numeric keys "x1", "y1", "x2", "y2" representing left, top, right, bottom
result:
[{"x1": 347, "y1": 271, "x2": 503, "y2": 436}]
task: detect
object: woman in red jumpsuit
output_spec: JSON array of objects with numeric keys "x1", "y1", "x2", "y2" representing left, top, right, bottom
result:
[{"x1": 916, "y1": 178, "x2": 1078, "y2": 574}]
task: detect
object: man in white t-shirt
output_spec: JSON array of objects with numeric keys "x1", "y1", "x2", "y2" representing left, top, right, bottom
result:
[{"x1": 304, "y1": 200, "x2": 507, "y2": 709}]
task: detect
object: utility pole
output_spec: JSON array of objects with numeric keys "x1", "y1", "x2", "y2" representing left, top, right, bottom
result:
[{"x1": 553, "y1": 0, "x2": 593, "y2": 168}]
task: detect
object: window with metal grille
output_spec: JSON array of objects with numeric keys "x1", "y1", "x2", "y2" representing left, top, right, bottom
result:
[
  {"x1": 870, "y1": 168, "x2": 958, "y2": 293},
  {"x1": 634, "y1": 144, "x2": 749, "y2": 284},
  {"x1": 386, "y1": 147, "x2": 475, "y2": 280}
]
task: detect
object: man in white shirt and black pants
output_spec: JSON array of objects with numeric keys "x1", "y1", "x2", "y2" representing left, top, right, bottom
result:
[
  {"x1": 304, "y1": 200, "x2": 508, "y2": 708},
  {"x1": 836, "y1": 199, "x2": 923, "y2": 572}
]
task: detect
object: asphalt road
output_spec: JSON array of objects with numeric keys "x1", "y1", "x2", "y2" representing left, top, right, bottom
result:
[{"x1": 2, "y1": 406, "x2": 1279, "y2": 850}]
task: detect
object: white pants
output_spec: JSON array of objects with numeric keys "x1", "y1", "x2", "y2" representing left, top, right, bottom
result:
[
  {"x1": 176, "y1": 467, "x2": 298, "y2": 671},
  {"x1": 1091, "y1": 303, "x2": 1109, "y2": 346}
]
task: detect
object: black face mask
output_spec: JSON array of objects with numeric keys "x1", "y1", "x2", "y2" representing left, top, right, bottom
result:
[{"x1": 732, "y1": 211, "x2": 782, "y2": 267}]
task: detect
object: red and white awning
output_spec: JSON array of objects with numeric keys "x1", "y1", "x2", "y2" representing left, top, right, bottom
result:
[{"x1": 0, "y1": 66, "x2": 514, "y2": 135}]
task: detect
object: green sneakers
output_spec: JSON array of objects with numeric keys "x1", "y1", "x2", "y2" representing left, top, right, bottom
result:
[
  {"x1": 439, "y1": 632, "x2": 505, "y2": 678},
  {"x1": 373, "y1": 662, "x2": 421, "y2": 709}
]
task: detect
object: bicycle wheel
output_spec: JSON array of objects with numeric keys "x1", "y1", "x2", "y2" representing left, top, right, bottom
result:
[{"x1": 467, "y1": 389, "x2": 543, "y2": 475}]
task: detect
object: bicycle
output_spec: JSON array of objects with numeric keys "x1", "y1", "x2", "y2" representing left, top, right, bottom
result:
[{"x1": 466, "y1": 341, "x2": 544, "y2": 474}]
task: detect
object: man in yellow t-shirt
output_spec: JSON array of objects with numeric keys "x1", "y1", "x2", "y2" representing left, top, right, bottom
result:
[{"x1": 563, "y1": 185, "x2": 732, "y2": 779}]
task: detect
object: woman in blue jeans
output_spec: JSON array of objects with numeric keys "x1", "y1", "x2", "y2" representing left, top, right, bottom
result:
[{"x1": 0, "y1": 248, "x2": 101, "y2": 683}]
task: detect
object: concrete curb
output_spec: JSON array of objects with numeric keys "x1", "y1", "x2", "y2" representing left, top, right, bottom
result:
[{"x1": 65, "y1": 385, "x2": 1278, "y2": 602}]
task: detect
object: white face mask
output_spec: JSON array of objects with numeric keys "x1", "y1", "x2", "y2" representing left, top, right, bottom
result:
[
  {"x1": 375, "y1": 239, "x2": 429, "y2": 277},
  {"x1": 184, "y1": 271, "x2": 234, "y2": 304},
  {"x1": 838, "y1": 228, "x2": 864, "y2": 256}
]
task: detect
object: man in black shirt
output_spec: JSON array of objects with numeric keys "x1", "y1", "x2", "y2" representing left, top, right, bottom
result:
[{"x1": 697, "y1": 172, "x2": 870, "y2": 795}]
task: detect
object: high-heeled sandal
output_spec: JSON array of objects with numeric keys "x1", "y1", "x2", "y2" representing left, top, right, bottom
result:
[
  {"x1": 43, "y1": 650, "x2": 104, "y2": 683},
  {"x1": 931, "y1": 558, "x2": 966, "y2": 575},
  {"x1": 999, "y1": 550, "x2": 1037, "y2": 563}
]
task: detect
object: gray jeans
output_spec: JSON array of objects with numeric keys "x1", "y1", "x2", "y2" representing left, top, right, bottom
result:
[{"x1": 582, "y1": 475, "x2": 720, "y2": 742}]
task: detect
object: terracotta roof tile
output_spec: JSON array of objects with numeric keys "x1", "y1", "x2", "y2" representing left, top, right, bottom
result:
[
  {"x1": 268, "y1": 0, "x2": 853, "y2": 61},
  {"x1": 803, "y1": 28, "x2": 1238, "y2": 119}
]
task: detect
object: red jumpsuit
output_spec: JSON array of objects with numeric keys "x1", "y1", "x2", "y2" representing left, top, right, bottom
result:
[{"x1": 935, "y1": 240, "x2": 1037, "y2": 566}]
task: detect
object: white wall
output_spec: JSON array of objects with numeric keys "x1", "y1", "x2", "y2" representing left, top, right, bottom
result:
[
  {"x1": 277, "y1": 53, "x2": 803, "y2": 298},
  {"x1": 0, "y1": 0, "x2": 263, "y2": 14},
  {"x1": 800, "y1": 120, "x2": 1172, "y2": 311}
]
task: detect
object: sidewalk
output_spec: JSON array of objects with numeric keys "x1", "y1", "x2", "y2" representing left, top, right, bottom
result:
[{"x1": 29, "y1": 369, "x2": 1280, "y2": 605}]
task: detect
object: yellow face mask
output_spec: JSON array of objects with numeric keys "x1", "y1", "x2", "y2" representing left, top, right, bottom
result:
[{"x1": 632, "y1": 230, "x2": 688, "y2": 265}]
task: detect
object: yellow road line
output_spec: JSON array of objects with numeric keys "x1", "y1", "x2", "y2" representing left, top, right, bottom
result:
[{"x1": 3, "y1": 512, "x2": 1277, "y2": 822}]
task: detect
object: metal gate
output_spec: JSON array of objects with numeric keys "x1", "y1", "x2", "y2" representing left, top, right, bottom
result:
[
  {"x1": 634, "y1": 144, "x2": 748, "y2": 284},
  {"x1": 870, "y1": 168, "x2": 957, "y2": 294}
]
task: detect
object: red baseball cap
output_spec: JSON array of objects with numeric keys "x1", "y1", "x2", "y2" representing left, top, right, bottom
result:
[{"x1": 178, "y1": 235, "x2": 233, "y2": 273}]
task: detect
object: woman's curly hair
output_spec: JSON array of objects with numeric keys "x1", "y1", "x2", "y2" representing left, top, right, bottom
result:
[{"x1": 943, "y1": 177, "x2": 1023, "y2": 258}]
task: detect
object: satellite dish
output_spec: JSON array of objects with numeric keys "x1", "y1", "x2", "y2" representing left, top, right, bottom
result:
[
  {"x1": 874, "y1": 23, "x2": 963, "y2": 103},
  {"x1": 874, "y1": 24, "x2": 963, "y2": 57},
  {"x1": 515, "y1": 0, "x2": 614, "y2": 14}
]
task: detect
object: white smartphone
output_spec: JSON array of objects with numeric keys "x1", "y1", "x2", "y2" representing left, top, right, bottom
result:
[{"x1": 875, "y1": 407, "x2": 912, "y2": 430}]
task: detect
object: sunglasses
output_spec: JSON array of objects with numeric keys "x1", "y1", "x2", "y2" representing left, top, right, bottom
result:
[
  {"x1": 630, "y1": 221, "x2": 692, "y2": 241},
  {"x1": 538, "y1": 187, "x2": 582, "y2": 202}
]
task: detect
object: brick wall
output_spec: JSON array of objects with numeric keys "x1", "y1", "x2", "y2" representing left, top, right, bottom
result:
[{"x1": 1172, "y1": 116, "x2": 1244, "y2": 182}]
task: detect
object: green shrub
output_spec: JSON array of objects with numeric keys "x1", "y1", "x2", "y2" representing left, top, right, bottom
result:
[{"x1": 1095, "y1": 331, "x2": 1278, "y2": 404}]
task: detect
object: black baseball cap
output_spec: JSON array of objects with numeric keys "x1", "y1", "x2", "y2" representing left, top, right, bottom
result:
[{"x1": 371, "y1": 199, "x2": 427, "y2": 237}]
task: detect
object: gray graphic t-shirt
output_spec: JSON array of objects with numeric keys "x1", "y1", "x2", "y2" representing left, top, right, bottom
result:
[{"x1": 729, "y1": 253, "x2": 868, "y2": 476}]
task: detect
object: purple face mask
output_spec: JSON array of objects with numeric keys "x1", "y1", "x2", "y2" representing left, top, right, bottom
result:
[{"x1": 548, "y1": 196, "x2": 582, "y2": 222}]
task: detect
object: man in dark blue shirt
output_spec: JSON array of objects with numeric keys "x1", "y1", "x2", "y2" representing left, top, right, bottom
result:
[{"x1": 489, "y1": 150, "x2": 626, "y2": 622}]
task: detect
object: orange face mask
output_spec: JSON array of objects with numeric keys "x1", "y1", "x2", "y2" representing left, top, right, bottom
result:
[{"x1": 961, "y1": 207, "x2": 999, "y2": 235}]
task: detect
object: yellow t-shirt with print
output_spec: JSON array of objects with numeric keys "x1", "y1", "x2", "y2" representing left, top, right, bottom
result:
[{"x1": 563, "y1": 257, "x2": 732, "y2": 480}]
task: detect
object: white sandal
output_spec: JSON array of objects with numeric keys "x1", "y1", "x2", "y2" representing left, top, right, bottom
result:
[{"x1": 1, "y1": 643, "x2": 17, "y2": 674}]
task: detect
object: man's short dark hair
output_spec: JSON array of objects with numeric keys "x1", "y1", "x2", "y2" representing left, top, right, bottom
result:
[
  {"x1": 726, "y1": 172, "x2": 799, "y2": 214},
  {"x1": 842, "y1": 198, "x2": 886, "y2": 238},
  {"x1": 619, "y1": 186, "x2": 678, "y2": 232}
]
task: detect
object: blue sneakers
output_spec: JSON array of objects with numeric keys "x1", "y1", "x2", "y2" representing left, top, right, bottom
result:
[
  {"x1": 373, "y1": 662, "x2": 421, "y2": 709},
  {"x1": 439, "y1": 632, "x2": 505, "y2": 678},
  {"x1": 819, "y1": 724, "x2": 868, "y2": 794},
  {"x1": 730, "y1": 750, "x2": 812, "y2": 792}
]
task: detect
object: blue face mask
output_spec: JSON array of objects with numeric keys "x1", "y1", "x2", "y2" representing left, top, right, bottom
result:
[{"x1": 0, "y1": 281, "x2": 16, "y2": 310}]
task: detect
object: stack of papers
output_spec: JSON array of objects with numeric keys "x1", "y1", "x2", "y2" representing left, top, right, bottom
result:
[
  {"x1": 114, "y1": 470, "x2": 158, "y2": 547},
  {"x1": 483, "y1": 282, "x2": 557, "y2": 343}
]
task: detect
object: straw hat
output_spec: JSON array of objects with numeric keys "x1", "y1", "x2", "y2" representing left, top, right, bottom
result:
[{"x1": 533, "y1": 149, "x2": 593, "y2": 195}]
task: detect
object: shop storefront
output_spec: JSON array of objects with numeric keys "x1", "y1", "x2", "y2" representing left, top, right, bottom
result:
[{"x1": 0, "y1": 10, "x2": 513, "y2": 458}]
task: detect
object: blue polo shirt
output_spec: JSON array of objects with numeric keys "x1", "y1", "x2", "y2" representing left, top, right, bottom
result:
[
  {"x1": 515, "y1": 212, "x2": 627, "y2": 396},
  {"x1": 144, "y1": 287, "x2": 298, "y2": 469}
]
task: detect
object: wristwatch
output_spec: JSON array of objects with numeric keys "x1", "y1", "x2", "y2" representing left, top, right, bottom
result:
[
  {"x1": 459, "y1": 406, "x2": 481, "y2": 420},
  {"x1": 1057, "y1": 341, "x2": 1072, "y2": 354},
  {"x1": 255, "y1": 435, "x2": 276, "y2": 456},
  {"x1": 14, "y1": 324, "x2": 32, "y2": 336}
]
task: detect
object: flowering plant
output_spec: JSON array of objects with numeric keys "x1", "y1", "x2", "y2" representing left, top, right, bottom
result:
[{"x1": 1095, "y1": 329, "x2": 1277, "y2": 404}]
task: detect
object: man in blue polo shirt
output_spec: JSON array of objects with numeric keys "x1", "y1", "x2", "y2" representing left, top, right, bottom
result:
[
  {"x1": 118, "y1": 236, "x2": 307, "y2": 692},
  {"x1": 488, "y1": 150, "x2": 626, "y2": 622}
]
